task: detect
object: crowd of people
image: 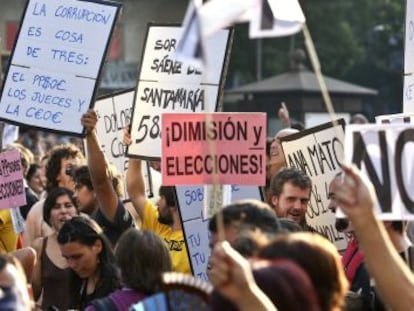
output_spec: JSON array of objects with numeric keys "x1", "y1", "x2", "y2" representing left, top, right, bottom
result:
[{"x1": 0, "y1": 106, "x2": 413, "y2": 311}]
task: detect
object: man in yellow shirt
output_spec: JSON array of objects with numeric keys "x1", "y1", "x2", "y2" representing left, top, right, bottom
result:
[{"x1": 125, "y1": 138, "x2": 190, "y2": 274}]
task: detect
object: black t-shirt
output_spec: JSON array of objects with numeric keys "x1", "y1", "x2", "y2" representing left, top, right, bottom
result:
[{"x1": 93, "y1": 200, "x2": 134, "y2": 247}]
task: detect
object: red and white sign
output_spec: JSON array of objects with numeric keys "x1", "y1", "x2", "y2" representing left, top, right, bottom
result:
[{"x1": 161, "y1": 112, "x2": 266, "y2": 186}]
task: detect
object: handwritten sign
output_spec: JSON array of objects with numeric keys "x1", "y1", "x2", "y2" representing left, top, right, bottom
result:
[
  {"x1": 0, "y1": 0, "x2": 121, "y2": 136},
  {"x1": 0, "y1": 149, "x2": 26, "y2": 208},
  {"x1": 126, "y1": 24, "x2": 232, "y2": 159},
  {"x1": 405, "y1": 0, "x2": 414, "y2": 73},
  {"x1": 161, "y1": 113, "x2": 266, "y2": 186},
  {"x1": 94, "y1": 89, "x2": 133, "y2": 199},
  {"x1": 345, "y1": 123, "x2": 414, "y2": 220},
  {"x1": 176, "y1": 185, "x2": 263, "y2": 279},
  {"x1": 404, "y1": 74, "x2": 414, "y2": 113},
  {"x1": 280, "y1": 120, "x2": 349, "y2": 251}
]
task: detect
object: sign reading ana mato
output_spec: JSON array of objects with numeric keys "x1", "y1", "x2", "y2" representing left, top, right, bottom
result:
[
  {"x1": 0, "y1": 149, "x2": 26, "y2": 209},
  {"x1": 280, "y1": 119, "x2": 348, "y2": 251},
  {"x1": 126, "y1": 24, "x2": 232, "y2": 160},
  {"x1": 161, "y1": 113, "x2": 266, "y2": 186},
  {"x1": 0, "y1": 0, "x2": 121, "y2": 136},
  {"x1": 345, "y1": 123, "x2": 414, "y2": 220}
]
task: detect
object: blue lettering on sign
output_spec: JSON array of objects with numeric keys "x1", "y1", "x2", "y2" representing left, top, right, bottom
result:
[
  {"x1": 196, "y1": 272, "x2": 209, "y2": 281},
  {"x1": 77, "y1": 99, "x2": 86, "y2": 112},
  {"x1": 25, "y1": 107, "x2": 63, "y2": 124},
  {"x1": 55, "y1": 30, "x2": 83, "y2": 43},
  {"x1": 231, "y1": 185, "x2": 240, "y2": 193},
  {"x1": 188, "y1": 233, "x2": 201, "y2": 248},
  {"x1": 5, "y1": 104, "x2": 20, "y2": 116},
  {"x1": 32, "y1": 3, "x2": 46, "y2": 16},
  {"x1": 11, "y1": 72, "x2": 25, "y2": 83},
  {"x1": 27, "y1": 47, "x2": 41, "y2": 58},
  {"x1": 50, "y1": 49, "x2": 88, "y2": 65},
  {"x1": 7, "y1": 88, "x2": 26, "y2": 101},
  {"x1": 27, "y1": 26, "x2": 42, "y2": 37},
  {"x1": 31, "y1": 92, "x2": 72, "y2": 108},
  {"x1": 54, "y1": 6, "x2": 111, "y2": 25},
  {"x1": 32, "y1": 75, "x2": 66, "y2": 91},
  {"x1": 184, "y1": 188, "x2": 204, "y2": 206},
  {"x1": 191, "y1": 252, "x2": 206, "y2": 266}
]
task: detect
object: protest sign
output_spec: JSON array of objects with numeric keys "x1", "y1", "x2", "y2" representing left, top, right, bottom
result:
[
  {"x1": 280, "y1": 119, "x2": 349, "y2": 251},
  {"x1": 126, "y1": 24, "x2": 232, "y2": 160},
  {"x1": 176, "y1": 184, "x2": 263, "y2": 279},
  {"x1": 0, "y1": 0, "x2": 120, "y2": 136},
  {"x1": 376, "y1": 112, "x2": 414, "y2": 124},
  {"x1": 93, "y1": 89, "x2": 156, "y2": 200},
  {"x1": 405, "y1": 0, "x2": 414, "y2": 74},
  {"x1": 404, "y1": 74, "x2": 414, "y2": 113},
  {"x1": 345, "y1": 123, "x2": 414, "y2": 220},
  {"x1": 0, "y1": 149, "x2": 26, "y2": 209},
  {"x1": 94, "y1": 89, "x2": 133, "y2": 199},
  {"x1": 161, "y1": 112, "x2": 266, "y2": 186}
]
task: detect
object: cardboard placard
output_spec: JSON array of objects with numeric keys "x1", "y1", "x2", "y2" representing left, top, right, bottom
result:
[
  {"x1": 127, "y1": 24, "x2": 232, "y2": 160},
  {"x1": 404, "y1": 0, "x2": 414, "y2": 73},
  {"x1": 161, "y1": 112, "x2": 266, "y2": 186},
  {"x1": 345, "y1": 123, "x2": 414, "y2": 220},
  {"x1": 0, "y1": 149, "x2": 26, "y2": 208},
  {"x1": 280, "y1": 119, "x2": 349, "y2": 251},
  {"x1": 176, "y1": 185, "x2": 263, "y2": 279},
  {"x1": 0, "y1": 0, "x2": 121, "y2": 136},
  {"x1": 403, "y1": 74, "x2": 414, "y2": 113}
]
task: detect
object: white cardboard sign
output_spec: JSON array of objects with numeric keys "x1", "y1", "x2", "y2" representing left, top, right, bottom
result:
[
  {"x1": 345, "y1": 123, "x2": 414, "y2": 220},
  {"x1": 280, "y1": 120, "x2": 349, "y2": 251},
  {"x1": 0, "y1": 0, "x2": 120, "y2": 136},
  {"x1": 127, "y1": 24, "x2": 231, "y2": 160},
  {"x1": 176, "y1": 185, "x2": 263, "y2": 279}
]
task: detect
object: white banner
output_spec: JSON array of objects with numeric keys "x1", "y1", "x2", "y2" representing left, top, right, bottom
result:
[
  {"x1": 0, "y1": 0, "x2": 120, "y2": 135},
  {"x1": 280, "y1": 119, "x2": 349, "y2": 251},
  {"x1": 345, "y1": 123, "x2": 414, "y2": 220},
  {"x1": 127, "y1": 24, "x2": 231, "y2": 160}
]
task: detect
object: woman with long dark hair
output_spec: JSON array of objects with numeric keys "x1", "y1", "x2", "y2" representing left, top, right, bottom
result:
[{"x1": 57, "y1": 216, "x2": 120, "y2": 310}]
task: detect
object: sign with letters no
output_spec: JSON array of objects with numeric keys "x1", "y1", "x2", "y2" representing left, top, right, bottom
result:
[
  {"x1": 126, "y1": 24, "x2": 232, "y2": 160},
  {"x1": 345, "y1": 123, "x2": 414, "y2": 220},
  {"x1": 0, "y1": 0, "x2": 121, "y2": 136}
]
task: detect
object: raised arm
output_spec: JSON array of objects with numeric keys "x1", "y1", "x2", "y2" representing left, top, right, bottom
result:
[
  {"x1": 124, "y1": 127, "x2": 147, "y2": 220},
  {"x1": 81, "y1": 110, "x2": 118, "y2": 221},
  {"x1": 335, "y1": 164, "x2": 414, "y2": 311}
]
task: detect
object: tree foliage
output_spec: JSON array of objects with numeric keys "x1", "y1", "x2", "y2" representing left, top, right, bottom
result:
[{"x1": 227, "y1": 0, "x2": 406, "y2": 113}]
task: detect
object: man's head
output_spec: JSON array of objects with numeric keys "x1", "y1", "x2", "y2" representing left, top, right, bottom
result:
[
  {"x1": 327, "y1": 174, "x2": 351, "y2": 233},
  {"x1": 270, "y1": 167, "x2": 311, "y2": 227},
  {"x1": 73, "y1": 166, "x2": 96, "y2": 215},
  {"x1": 46, "y1": 143, "x2": 85, "y2": 192},
  {"x1": 157, "y1": 186, "x2": 177, "y2": 226},
  {"x1": 208, "y1": 199, "x2": 282, "y2": 254}
]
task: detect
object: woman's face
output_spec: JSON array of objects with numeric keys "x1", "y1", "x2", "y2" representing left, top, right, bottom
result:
[
  {"x1": 49, "y1": 194, "x2": 78, "y2": 231},
  {"x1": 28, "y1": 168, "x2": 44, "y2": 195},
  {"x1": 59, "y1": 240, "x2": 102, "y2": 279}
]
